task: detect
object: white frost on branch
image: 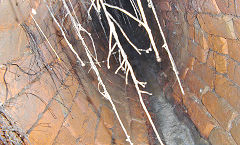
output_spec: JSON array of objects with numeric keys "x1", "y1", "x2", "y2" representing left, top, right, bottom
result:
[
  {"x1": 148, "y1": 0, "x2": 185, "y2": 95},
  {"x1": 44, "y1": 0, "x2": 133, "y2": 144},
  {"x1": 89, "y1": 0, "x2": 165, "y2": 144},
  {"x1": 42, "y1": 0, "x2": 185, "y2": 144}
]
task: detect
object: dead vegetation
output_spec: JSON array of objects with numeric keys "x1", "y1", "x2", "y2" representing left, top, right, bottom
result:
[{"x1": 0, "y1": 0, "x2": 184, "y2": 144}]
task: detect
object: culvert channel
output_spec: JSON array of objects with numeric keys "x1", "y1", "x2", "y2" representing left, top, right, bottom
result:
[
  {"x1": 92, "y1": 0, "x2": 210, "y2": 144},
  {"x1": 0, "y1": 0, "x2": 211, "y2": 145}
]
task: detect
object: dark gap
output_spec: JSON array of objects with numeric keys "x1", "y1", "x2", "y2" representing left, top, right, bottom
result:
[
  {"x1": 90, "y1": 1, "x2": 210, "y2": 145},
  {"x1": 91, "y1": 0, "x2": 168, "y2": 80},
  {"x1": 91, "y1": 1, "x2": 169, "y2": 144}
]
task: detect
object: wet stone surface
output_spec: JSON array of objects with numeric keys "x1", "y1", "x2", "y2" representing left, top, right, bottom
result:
[{"x1": 131, "y1": 56, "x2": 210, "y2": 145}]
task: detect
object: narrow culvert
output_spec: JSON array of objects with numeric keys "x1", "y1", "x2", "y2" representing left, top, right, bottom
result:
[
  {"x1": 89, "y1": 1, "x2": 209, "y2": 145},
  {"x1": 1, "y1": 0, "x2": 236, "y2": 145}
]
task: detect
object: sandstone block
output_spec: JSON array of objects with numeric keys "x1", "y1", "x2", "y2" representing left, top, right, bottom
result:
[
  {"x1": 215, "y1": 75, "x2": 240, "y2": 113},
  {"x1": 231, "y1": 117, "x2": 240, "y2": 144},
  {"x1": 198, "y1": 14, "x2": 236, "y2": 39},
  {"x1": 202, "y1": 91, "x2": 238, "y2": 131},
  {"x1": 183, "y1": 92, "x2": 216, "y2": 138},
  {"x1": 209, "y1": 127, "x2": 237, "y2": 145}
]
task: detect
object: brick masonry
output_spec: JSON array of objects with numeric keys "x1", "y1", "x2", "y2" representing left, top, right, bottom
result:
[
  {"x1": 2, "y1": 0, "x2": 240, "y2": 145},
  {"x1": 0, "y1": 1, "x2": 150, "y2": 144},
  {"x1": 154, "y1": 0, "x2": 240, "y2": 144}
]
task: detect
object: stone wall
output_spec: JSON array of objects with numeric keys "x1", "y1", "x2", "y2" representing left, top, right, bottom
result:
[
  {"x1": 3, "y1": 0, "x2": 240, "y2": 144},
  {"x1": 155, "y1": 0, "x2": 240, "y2": 144},
  {"x1": 0, "y1": 1, "x2": 149, "y2": 144}
]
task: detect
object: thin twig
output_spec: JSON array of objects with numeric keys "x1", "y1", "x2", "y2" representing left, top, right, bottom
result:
[
  {"x1": 3, "y1": 64, "x2": 8, "y2": 103},
  {"x1": 31, "y1": 14, "x2": 61, "y2": 62},
  {"x1": 148, "y1": 0, "x2": 184, "y2": 95},
  {"x1": 45, "y1": 0, "x2": 133, "y2": 144}
]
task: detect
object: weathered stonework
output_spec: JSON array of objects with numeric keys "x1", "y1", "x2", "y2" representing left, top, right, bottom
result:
[{"x1": 156, "y1": 0, "x2": 240, "y2": 144}]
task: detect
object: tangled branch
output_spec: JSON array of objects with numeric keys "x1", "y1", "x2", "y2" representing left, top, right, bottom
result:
[{"x1": 39, "y1": 0, "x2": 185, "y2": 144}]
